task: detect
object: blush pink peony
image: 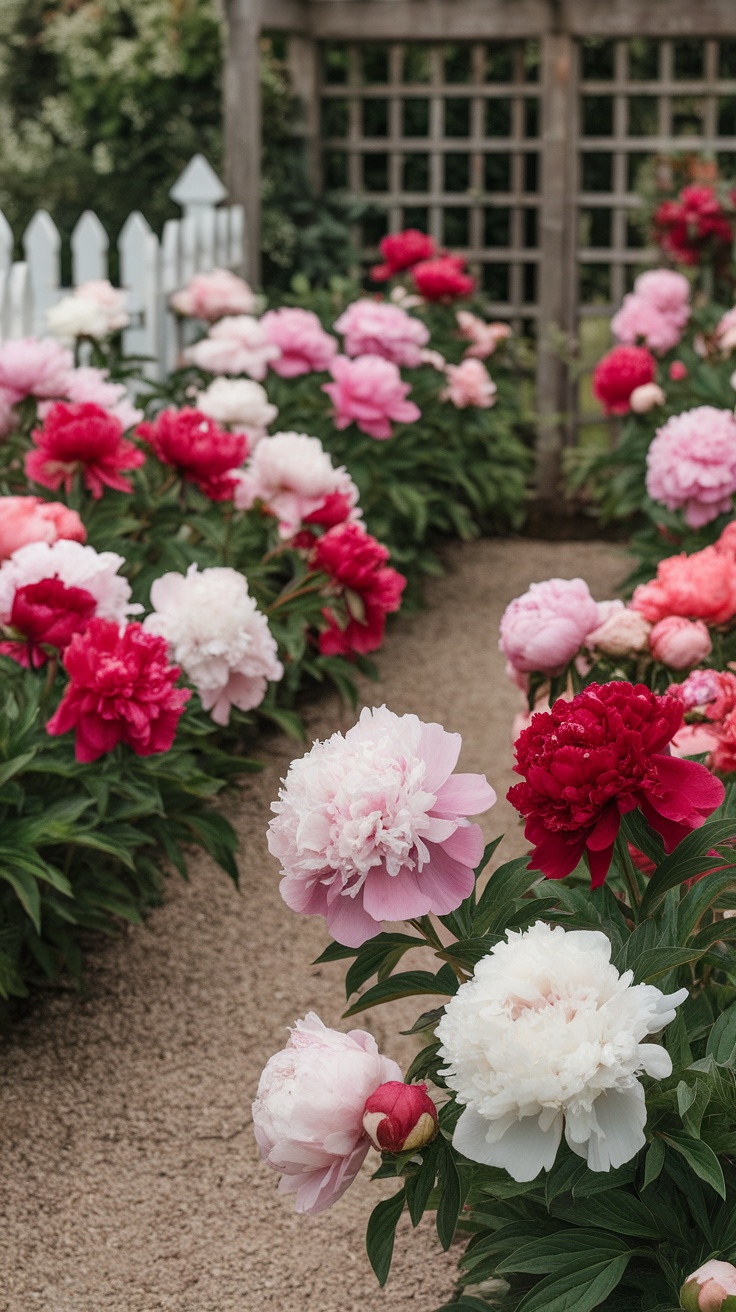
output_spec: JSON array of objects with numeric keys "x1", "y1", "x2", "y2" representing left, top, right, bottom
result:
[
  {"x1": 233, "y1": 431, "x2": 360, "y2": 538},
  {"x1": 649, "y1": 616, "x2": 713, "y2": 669},
  {"x1": 261, "y1": 307, "x2": 338, "y2": 377},
  {"x1": 194, "y1": 377, "x2": 277, "y2": 442},
  {"x1": 38, "y1": 366, "x2": 143, "y2": 430},
  {"x1": 631, "y1": 546, "x2": 736, "y2": 626},
  {"x1": 184, "y1": 316, "x2": 281, "y2": 380},
  {"x1": 441, "y1": 358, "x2": 497, "y2": 409},
  {"x1": 499, "y1": 578, "x2": 601, "y2": 676},
  {"x1": 322, "y1": 355, "x2": 420, "y2": 439},
  {"x1": 634, "y1": 269, "x2": 690, "y2": 318},
  {"x1": 645, "y1": 406, "x2": 736, "y2": 528},
  {"x1": 269, "y1": 705, "x2": 496, "y2": 947},
  {"x1": 586, "y1": 601, "x2": 651, "y2": 657},
  {"x1": 170, "y1": 268, "x2": 256, "y2": 321},
  {"x1": 456, "y1": 311, "x2": 512, "y2": 359},
  {"x1": 47, "y1": 280, "x2": 130, "y2": 340},
  {"x1": 0, "y1": 337, "x2": 73, "y2": 401},
  {"x1": 333, "y1": 300, "x2": 429, "y2": 367},
  {"x1": 681, "y1": 1260, "x2": 736, "y2": 1312},
  {"x1": 611, "y1": 293, "x2": 685, "y2": 354},
  {"x1": 0, "y1": 497, "x2": 85, "y2": 560},
  {"x1": 252, "y1": 1012, "x2": 402, "y2": 1214}
]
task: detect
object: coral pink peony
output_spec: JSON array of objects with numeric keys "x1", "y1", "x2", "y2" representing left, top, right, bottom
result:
[
  {"x1": 252, "y1": 1013, "x2": 402, "y2": 1214},
  {"x1": 270, "y1": 705, "x2": 496, "y2": 947},
  {"x1": 681, "y1": 1260, "x2": 736, "y2": 1312},
  {"x1": 0, "y1": 337, "x2": 73, "y2": 401},
  {"x1": 136, "y1": 408, "x2": 247, "y2": 501},
  {"x1": 631, "y1": 546, "x2": 736, "y2": 626},
  {"x1": 322, "y1": 355, "x2": 420, "y2": 440},
  {"x1": 0, "y1": 497, "x2": 85, "y2": 560},
  {"x1": 47, "y1": 617, "x2": 190, "y2": 762},
  {"x1": 649, "y1": 616, "x2": 712, "y2": 669},
  {"x1": 38, "y1": 366, "x2": 142, "y2": 431},
  {"x1": 411, "y1": 256, "x2": 475, "y2": 302},
  {"x1": 499, "y1": 577, "x2": 601, "y2": 676},
  {"x1": 669, "y1": 360, "x2": 688, "y2": 381},
  {"x1": 592, "y1": 345, "x2": 656, "y2": 415},
  {"x1": 261, "y1": 307, "x2": 338, "y2": 377},
  {"x1": 233, "y1": 431, "x2": 360, "y2": 538},
  {"x1": 362, "y1": 1082, "x2": 438, "y2": 1153},
  {"x1": 508, "y1": 682, "x2": 724, "y2": 886},
  {"x1": 629, "y1": 382, "x2": 665, "y2": 413},
  {"x1": 333, "y1": 300, "x2": 429, "y2": 367},
  {"x1": 645, "y1": 406, "x2": 736, "y2": 528},
  {"x1": 184, "y1": 316, "x2": 280, "y2": 379},
  {"x1": 313, "y1": 522, "x2": 405, "y2": 657},
  {"x1": 26, "y1": 402, "x2": 145, "y2": 498},
  {"x1": 456, "y1": 311, "x2": 512, "y2": 359},
  {"x1": 170, "y1": 268, "x2": 256, "y2": 321},
  {"x1": 717, "y1": 520, "x2": 736, "y2": 558},
  {"x1": 370, "y1": 230, "x2": 436, "y2": 281},
  {"x1": 441, "y1": 358, "x2": 497, "y2": 409},
  {"x1": 586, "y1": 601, "x2": 651, "y2": 658}
]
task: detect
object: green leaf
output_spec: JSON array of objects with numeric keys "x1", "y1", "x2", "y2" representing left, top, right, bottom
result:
[
  {"x1": 497, "y1": 1229, "x2": 630, "y2": 1275},
  {"x1": 471, "y1": 855, "x2": 539, "y2": 936},
  {"x1": 344, "y1": 933, "x2": 423, "y2": 999},
  {"x1": 436, "y1": 1141, "x2": 465, "y2": 1250},
  {"x1": 640, "y1": 820, "x2": 736, "y2": 916},
  {"x1": 642, "y1": 1137, "x2": 666, "y2": 1189},
  {"x1": 706, "y1": 999, "x2": 736, "y2": 1066},
  {"x1": 660, "y1": 1131, "x2": 726, "y2": 1198},
  {"x1": 366, "y1": 1188, "x2": 405, "y2": 1286},
  {"x1": 0, "y1": 749, "x2": 36, "y2": 788},
  {"x1": 1, "y1": 864, "x2": 41, "y2": 931},
  {"x1": 515, "y1": 1255, "x2": 631, "y2": 1312},
  {"x1": 632, "y1": 946, "x2": 706, "y2": 982},
  {"x1": 551, "y1": 1190, "x2": 659, "y2": 1238},
  {"x1": 405, "y1": 1140, "x2": 440, "y2": 1226},
  {"x1": 678, "y1": 873, "x2": 736, "y2": 941},
  {"x1": 343, "y1": 964, "x2": 458, "y2": 1017}
]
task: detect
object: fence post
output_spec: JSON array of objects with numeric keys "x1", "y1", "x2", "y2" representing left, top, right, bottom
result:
[
  {"x1": 71, "y1": 211, "x2": 109, "y2": 285},
  {"x1": 0, "y1": 211, "x2": 13, "y2": 277},
  {"x1": 23, "y1": 211, "x2": 60, "y2": 337},
  {"x1": 119, "y1": 212, "x2": 161, "y2": 380}
]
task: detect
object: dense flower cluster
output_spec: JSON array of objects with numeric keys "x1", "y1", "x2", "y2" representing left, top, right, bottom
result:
[
  {"x1": 370, "y1": 229, "x2": 436, "y2": 281},
  {"x1": 234, "y1": 432, "x2": 360, "y2": 537},
  {"x1": 170, "y1": 268, "x2": 256, "y2": 321},
  {"x1": 653, "y1": 184, "x2": 735, "y2": 266},
  {"x1": 611, "y1": 269, "x2": 690, "y2": 354},
  {"x1": 185, "y1": 315, "x2": 280, "y2": 379}
]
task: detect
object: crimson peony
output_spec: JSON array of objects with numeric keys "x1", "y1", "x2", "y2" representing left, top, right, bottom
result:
[
  {"x1": 26, "y1": 402, "x2": 145, "y2": 499},
  {"x1": 507, "y1": 682, "x2": 724, "y2": 887},
  {"x1": 137, "y1": 408, "x2": 247, "y2": 501},
  {"x1": 592, "y1": 345, "x2": 656, "y2": 415},
  {"x1": 0, "y1": 579, "x2": 96, "y2": 669},
  {"x1": 370, "y1": 229, "x2": 436, "y2": 281},
  {"x1": 411, "y1": 255, "x2": 476, "y2": 302},
  {"x1": 313, "y1": 522, "x2": 406, "y2": 656},
  {"x1": 47, "y1": 618, "x2": 190, "y2": 762},
  {"x1": 654, "y1": 185, "x2": 735, "y2": 266}
]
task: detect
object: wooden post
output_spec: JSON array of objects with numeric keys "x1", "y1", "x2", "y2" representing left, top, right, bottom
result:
[
  {"x1": 224, "y1": 0, "x2": 263, "y2": 283},
  {"x1": 288, "y1": 34, "x2": 321, "y2": 194}
]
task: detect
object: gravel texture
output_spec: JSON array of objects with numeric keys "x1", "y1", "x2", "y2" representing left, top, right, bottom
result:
[{"x1": 0, "y1": 537, "x2": 627, "y2": 1312}]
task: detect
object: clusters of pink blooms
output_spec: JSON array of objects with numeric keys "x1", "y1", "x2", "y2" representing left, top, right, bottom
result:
[
  {"x1": 185, "y1": 316, "x2": 280, "y2": 379},
  {"x1": 322, "y1": 355, "x2": 420, "y2": 439},
  {"x1": 441, "y1": 358, "x2": 497, "y2": 409},
  {"x1": 645, "y1": 405, "x2": 736, "y2": 528},
  {"x1": 333, "y1": 299, "x2": 429, "y2": 367},
  {"x1": 611, "y1": 269, "x2": 690, "y2": 355},
  {"x1": 260, "y1": 308, "x2": 337, "y2": 377},
  {"x1": 170, "y1": 269, "x2": 256, "y2": 321},
  {"x1": 0, "y1": 497, "x2": 85, "y2": 561}
]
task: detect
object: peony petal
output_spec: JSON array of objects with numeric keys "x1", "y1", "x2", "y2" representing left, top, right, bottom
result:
[
  {"x1": 361, "y1": 862, "x2": 433, "y2": 923},
  {"x1": 454, "y1": 1107, "x2": 563, "y2": 1181},
  {"x1": 433, "y1": 772, "x2": 497, "y2": 818},
  {"x1": 323, "y1": 890, "x2": 383, "y2": 948},
  {"x1": 418, "y1": 842, "x2": 476, "y2": 914},
  {"x1": 418, "y1": 721, "x2": 461, "y2": 792},
  {"x1": 437, "y1": 822, "x2": 486, "y2": 868},
  {"x1": 583, "y1": 1085, "x2": 646, "y2": 1172}
]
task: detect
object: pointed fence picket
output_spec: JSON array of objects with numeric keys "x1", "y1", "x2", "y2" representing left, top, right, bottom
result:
[{"x1": 0, "y1": 155, "x2": 247, "y2": 381}]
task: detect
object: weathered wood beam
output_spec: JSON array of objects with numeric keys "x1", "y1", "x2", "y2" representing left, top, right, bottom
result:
[{"x1": 224, "y1": 0, "x2": 263, "y2": 282}]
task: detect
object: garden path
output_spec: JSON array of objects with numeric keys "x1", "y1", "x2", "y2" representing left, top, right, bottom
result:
[{"x1": 0, "y1": 537, "x2": 626, "y2": 1312}]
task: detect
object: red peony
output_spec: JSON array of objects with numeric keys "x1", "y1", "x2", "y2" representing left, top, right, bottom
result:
[
  {"x1": 136, "y1": 408, "x2": 247, "y2": 501},
  {"x1": 508, "y1": 682, "x2": 724, "y2": 887},
  {"x1": 654, "y1": 185, "x2": 735, "y2": 266},
  {"x1": 0, "y1": 578, "x2": 96, "y2": 669},
  {"x1": 313, "y1": 522, "x2": 406, "y2": 656},
  {"x1": 25, "y1": 402, "x2": 145, "y2": 499},
  {"x1": 370, "y1": 230, "x2": 436, "y2": 281},
  {"x1": 411, "y1": 256, "x2": 476, "y2": 302},
  {"x1": 592, "y1": 345, "x2": 656, "y2": 415},
  {"x1": 46, "y1": 617, "x2": 190, "y2": 762},
  {"x1": 303, "y1": 490, "x2": 356, "y2": 530}
]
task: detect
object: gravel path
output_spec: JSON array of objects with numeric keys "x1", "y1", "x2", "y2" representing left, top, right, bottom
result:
[{"x1": 0, "y1": 538, "x2": 627, "y2": 1312}]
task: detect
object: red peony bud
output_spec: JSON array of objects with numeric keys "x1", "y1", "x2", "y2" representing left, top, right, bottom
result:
[
  {"x1": 362, "y1": 1081, "x2": 438, "y2": 1153},
  {"x1": 681, "y1": 1260, "x2": 736, "y2": 1311}
]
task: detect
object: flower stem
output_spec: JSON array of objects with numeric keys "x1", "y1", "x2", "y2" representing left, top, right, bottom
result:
[
  {"x1": 614, "y1": 832, "x2": 643, "y2": 924},
  {"x1": 267, "y1": 579, "x2": 324, "y2": 613}
]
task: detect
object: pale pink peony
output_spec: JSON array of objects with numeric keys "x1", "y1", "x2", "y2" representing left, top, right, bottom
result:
[
  {"x1": 0, "y1": 497, "x2": 85, "y2": 561},
  {"x1": 270, "y1": 705, "x2": 496, "y2": 947},
  {"x1": 322, "y1": 355, "x2": 420, "y2": 440},
  {"x1": 184, "y1": 316, "x2": 281, "y2": 380},
  {"x1": 47, "y1": 280, "x2": 130, "y2": 341},
  {"x1": 634, "y1": 269, "x2": 690, "y2": 318},
  {"x1": 0, "y1": 337, "x2": 73, "y2": 401},
  {"x1": 441, "y1": 358, "x2": 497, "y2": 409},
  {"x1": 645, "y1": 406, "x2": 736, "y2": 528},
  {"x1": 586, "y1": 601, "x2": 652, "y2": 657},
  {"x1": 649, "y1": 616, "x2": 712, "y2": 669},
  {"x1": 499, "y1": 578, "x2": 601, "y2": 676},
  {"x1": 333, "y1": 300, "x2": 429, "y2": 367},
  {"x1": 630, "y1": 382, "x2": 665, "y2": 413},
  {"x1": 170, "y1": 268, "x2": 256, "y2": 321},
  {"x1": 233, "y1": 431, "x2": 361, "y2": 538},
  {"x1": 252, "y1": 1012, "x2": 402, "y2": 1215},
  {"x1": 38, "y1": 366, "x2": 142, "y2": 430},
  {"x1": 670, "y1": 723, "x2": 721, "y2": 758},
  {"x1": 144, "y1": 564, "x2": 283, "y2": 725},
  {"x1": 456, "y1": 311, "x2": 512, "y2": 359},
  {"x1": 0, "y1": 539, "x2": 136, "y2": 629},
  {"x1": 715, "y1": 306, "x2": 736, "y2": 354},
  {"x1": 681, "y1": 1260, "x2": 736, "y2": 1312},
  {"x1": 195, "y1": 377, "x2": 277, "y2": 442},
  {"x1": 261, "y1": 307, "x2": 338, "y2": 377},
  {"x1": 611, "y1": 294, "x2": 685, "y2": 354}
]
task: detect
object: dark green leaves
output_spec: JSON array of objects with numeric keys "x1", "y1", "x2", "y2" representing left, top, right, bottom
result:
[{"x1": 366, "y1": 1189, "x2": 405, "y2": 1285}]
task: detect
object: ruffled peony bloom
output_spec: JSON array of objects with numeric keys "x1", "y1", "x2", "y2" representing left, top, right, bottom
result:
[
  {"x1": 26, "y1": 402, "x2": 145, "y2": 498},
  {"x1": 586, "y1": 601, "x2": 651, "y2": 658},
  {"x1": 681, "y1": 1260, "x2": 736, "y2": 1312},
  {"x1": 47, "y1": 617, "x2": 190, "y2": 762},
  {"x1": 136, "y1": 408, "x2": 247, "y2": 501},
  {"x1": 441, "y1": 358, "x2": 497, "y2": 409},
  {"x1": 645, "y1": 406, "x2": 736, "y2": 528},
  {"x1": 261, "y1": 307, "x2": 338, "y2": 377},
  {"x1": 38, "y1": 366, "x2": 142, "y2": 431},
  {"x1": 654, "y1": 185, "x2": 734, "y2": 265},
  {"x1": 333, "y1": 300, "x2": 429, "y2": 367},
  {"x1": 411, "y1": 256, "x2": 475, "y2": 302},
  {"x1": 194, "y1": 377, "x2": 277, "y2": 443},
  {"x1": 269, "y1": 705, "x2": 496, "y2": 947},
  {"x1": 611, "y1": 294, "x2": 685, "y2": 354},
  {"x1": 508, "y1": 682, "x2": 724, "y2": 886},
  {"x1": 630, "y1": 382, "x2": 665, "y2": 413},
  {"x1": 170, "y1": 268, "x2": 256, "y2": 321},
  {"x1": 362, "y1": 1082, "x2": 438, "y2": 1153},
  {"x1": 649, "y1": 616, "x2": 712, "y2": 669},
  {"x1": 437, "y1": 922, "x2": 687, "y2": 1180},
  {"x1": 184, "y1": 316, "x2": 280, "y2": 380},
  {"x1": 323, "y1": 355, "x2": 420, "y2": 439},
  {"x1": 252, "y1": 1013, "x2": 402, "y2": 1214},
  {"x1": 233, "y1": 431, "x2": 360, "y2": 538},
  {"x1": 0, "y1": 337, "x2": 73, "y2": 401},
  {"x1": 144, "y1": 564, "x2": 283, "y2": 725},
  {"x1": 0, "y1": 497, "x2": 85, "y2": 561},
  {"x1": 370, "y1": 229, "x2": 436, "y2": 281},
  {"x1": 313, "y1": 522, "x2": 405, "y2": 656},
  {"x1": 499, "y1": 578, "x2": 601, "y2": 677},
  {"x1": 634, "y1": 269, "x2": 691, "y2": 318},
  {"x1": 47, "y1": 280, "x2": 130, "y2": 340},
  {"x1": 456, "y1": 311, "x2": 512, "y2": 359},
  {"x1": 592, "y1": 345, "x2": 656, "y2": 415},
  {"x1": 631, "y1": 546, "x2": 736, "y2": 626}
]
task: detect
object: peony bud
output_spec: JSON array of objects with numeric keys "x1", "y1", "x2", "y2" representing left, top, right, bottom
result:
[
  {"x1": 670, "y1": 361, "x2": 688, "y2": 381},
  {"x1": 630, "y1": 382, "x2": 666, "y2": 413},
  {"x1": 650, "y1": 616, "x2": 712, "y2": 670},
  {"x1": 681, "y1": 1260, "x2": 736, "y2": 1311},
  {"x1": 362, "y1": 1081, "x2": 438, "y2": 1153}
]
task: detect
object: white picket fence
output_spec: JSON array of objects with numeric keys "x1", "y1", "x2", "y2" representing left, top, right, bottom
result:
[{"x1": 0, "y1": 155, "x2": 246, "y2": 380}]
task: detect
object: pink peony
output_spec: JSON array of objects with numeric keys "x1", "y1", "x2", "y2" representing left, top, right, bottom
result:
[
  {"x1": 322, "y1": 355, "x2": 420, "y2": 439},
  {"x1": 630, "y1": 382, "x2": 665, "y2": 413},
  {"x1": 586, "y1": 601, "x2": 651, "y2": 657},
  {"x1": 0, "y1": 497, "x2": 85, "y2": 561},
  {"x1": 681, "y1": 1260, "x2": 736, "y2": 1312},
  {"x1": 26, "y1": 402, "x2": 145, "y2": 498},
  {"x1": 261, "y1": 307, "x2": 338, "y2": 377},
  {"x1": 717, "y1": 520, "x2": 736, "y2": 558},
  {"x1": 499, "y1": 577, "x2": 601, "y2": 676},
  {"x1": 441, "y1": 358, "x2": 497, "y2": 409},
  {"x1": 631, "y1": 546, "x2": 736, "y2": 626},
  {"x1": 170, "y1": 268, "x2": 256, "y2": 321},
  {"x1": 611, "y1": 294, "x2": 685, "y2": 354},
  {"x1": 270, "y1": 705, "x2": 496, "y2": 947},
  {"x1": 184, "y1": 316, "x2": 281, "y2": 380},
  {"x1": 645, "y1": 406, "x2": 736, "y2": 528},
  {"x1": 635, "y1": 268, "x2": 690, "y2": 315},
  {"x1": 38, "y1": 366, "x2": 142, "y2": 430},
  {"x1": 333, "y1": 300, "x2": 429, "y2": 367},
  {"x1": 456, "y1": 311, "x2": 512, "y2": 359},
  {"x1": 0, "y1": 337, "x2": 73, "y2": 401},
  {"x1": 233, "y1": 432, "x2": 360, "y2": 538},
  {"x1": 716, "y1": 306, "x2": 736, "y2": 354},
  {"x1": 252, "y1": 1012, "x2": 402, "y2": 1214},
  {"x1": 670, "y1": 723, "x2": 721, "y2": 758},
  {"x1": 670, "y1": 668, "x2": 724, "y2": 711},
  {"x1": 649, "y1": 616, "x2": 713, "y2": 669},
  {"x1": 47, "y1": 281, "x2": 130, "y2": 340}
]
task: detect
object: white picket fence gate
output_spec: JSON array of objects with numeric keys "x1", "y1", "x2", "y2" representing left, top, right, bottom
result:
[{"x1": 0, "y1": 155, "x2": 246, "y2": 380}]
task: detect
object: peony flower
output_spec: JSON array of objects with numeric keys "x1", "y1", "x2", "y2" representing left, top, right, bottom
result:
[
  {"x1": 184, "y1": 315, "x2": 280, "y2": 379},
  {"x1": 631, "y1": 546, "x2": 736, "y2": 626},
  {"x1": 370, "y1": 229, "x2": 436, "y2": 281},
  {"x1": 170, "y1": 268, "x2": 256, "y2": 321},
  {"x1": 611, "y1": 294, "x2": 685, "y2": 354},
  {"x1": 645, "y1": 406, "x2": 736, "y2": 528},
  {"x1": 411, "y1": 256, "x2": 475, "y2": 301},
  {"x1": 649, "y1": 616, "x2": 712, "y2": 669},
  {"x1": 499, "y1": 577, "x2": 601, "y2": 677},
  {"x1": 634, "y1": 269, "x2": 691, "y2": 318},
  {"x1": 47, "y1": 617, "x2": 190, "y2": 762},
  {"x1": 508, "y1": 682, "x2": 725, "y2": 886},
  {"x1": 456, "y1": 311, "x2": 512, "y2": 359},
  {"x1": 681, "y1": 1260, "x2": 736, "y2": 1312},
  {"x1": 333, "y1": 300, "x2": 429, "y2": 367},
  {"x1": 143, "y1": 564, "x2": 283, "y2": 725},
  {"x1": 437, "y1": 922, "x2": 688, "y2": 1180},
  {"x1": 630, "y1": 382, "x2": 665, "y2": 413},
  {"x1": 669, "y1": 360, "x2": 688, "y2": 381},
  {"x1": 592, "y1": 345, "x2": 656, "y2": 415},
  {"x1": 38, "y1": 366, "x2": 143, "y2": 431},
  {"x1": 717, "y1": 520, "x2": 736, "y2": 559},
  {"x1": 420, "y1": 348, "x2": 448, "y2": 371},
  {"x1": 136, "y1": 408, "x2": 247, "y2": 501},
  {"x1": 313, "y1": 522, "x2": 405, "y2": 656},
  {"x1": 362, "y1": 1082, "x2": 438, "y2": 1153},
  {"x1": 261, "y1": 307, "x2": 338, "y2": 376},
  {"x1": 233, "y1": 431, "x2": 360, "y2": 538},
  {"x1": 270, "y1": 705, "x2": 496, "y2": 947},
  {"x1": 670, "y1": 667, "x2": 724, "y2": 711},
  {"x1": 322, "y1": 355, "x2": 420, "y2": 439},
  {"x1": 194, "y1": 376, "x2": 277, "y2": 442},
  {"x1": 0, "y1": 337, "x2": 73, "y2": 401},
  {"x1": 47, "y1": 280, "x2": 129, "y2": 341},
  {"x1": 0, "y1": 497, "x2": 85, "y2": 561},
  {"x1": 654, "y1": 185, "x2": 734, "y2": 265},
  {"x1": 26, "y1": 402, "x2": 145, "y2": 498},
  {"x1": 586, "y1": 601, "x2": 651, "y2": 657},
  {"x1": 441, "y1": 358, "x2": 497, "y2": 409},
  {"x1": 252, "y1": 1012, "x2": 402, "y2": 1214}
]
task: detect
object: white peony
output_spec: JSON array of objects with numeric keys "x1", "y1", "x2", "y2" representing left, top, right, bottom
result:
[
  {"x1": 0, "y1": 539, "x2": 137, "y2": 624},
  {"x1": 437, "y1": 921, "x2": 687, "y2": 1181},
  {"x1": 195, "y1": 376, "x2": 278, "y2": 439},
  {"x1": 232, "y1": 431, "x2": 361, "y2": 538},
  {"x1": 47, "y1": 295, "x2": 111, "y2": 342}
]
